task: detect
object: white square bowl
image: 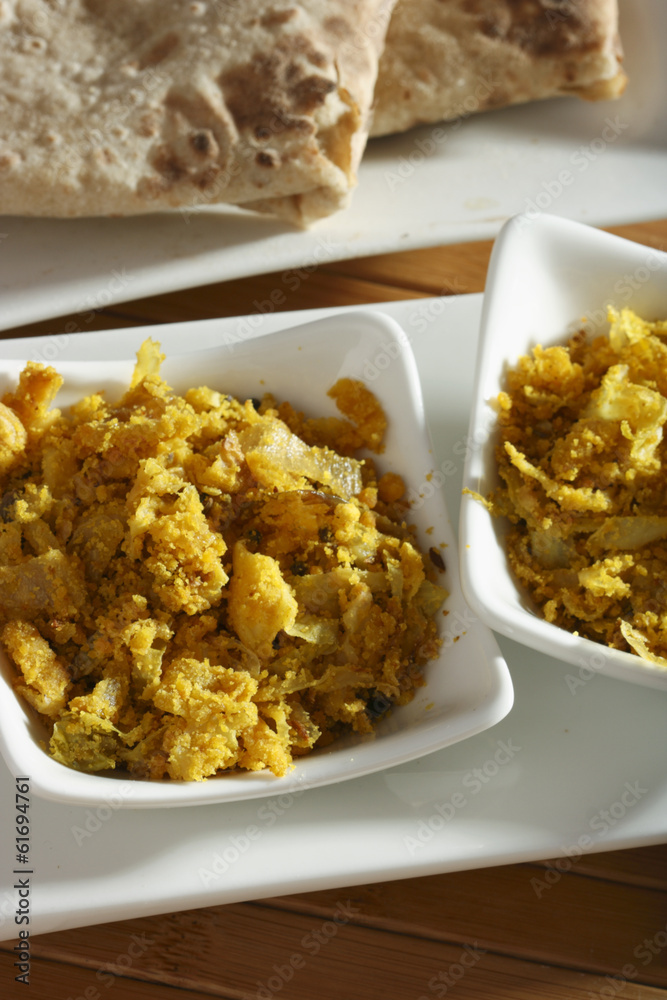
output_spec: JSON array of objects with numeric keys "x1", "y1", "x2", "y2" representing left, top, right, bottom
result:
[
  {"x1": 0, "y1": 310, "x2": 512, "y2": 807},
  {"x1": 459, "y1": 213, "x2": 667, "y2": 690}
]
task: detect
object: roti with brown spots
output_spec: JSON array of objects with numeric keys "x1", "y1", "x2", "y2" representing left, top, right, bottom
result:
[
  {"x1": 371, "y1": 0, "x2": 626, "y2": 138},
  {"x1": 0, "y1": 0, "x2": 396, "y2": 225}
]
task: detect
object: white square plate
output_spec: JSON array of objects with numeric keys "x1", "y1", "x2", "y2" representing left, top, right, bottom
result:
[
  {"x1": 1, "y1": 299, "x2": 666, "y2": 942},
  {"x1": 459, "y1": 213, "x2": 667, "y2": 689},
  {"x1": 0, "y1": 310, "x2": 512, "y2": 807}
]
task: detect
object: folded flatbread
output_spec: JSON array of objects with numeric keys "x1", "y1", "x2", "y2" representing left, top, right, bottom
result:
[
  {"x1": 0, "y1": 0, "x2": 396, "y2": 225},
  {"x1": 371, "y1": 0, "x2": 626, "y2": 137}
]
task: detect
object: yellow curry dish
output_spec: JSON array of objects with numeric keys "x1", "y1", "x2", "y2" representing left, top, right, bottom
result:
[
  {"x1": 0, "y1": 341, "x2": 447, "y2": 781},
  {"x1": 484, "y1": 306, "x2": 667, "y2": 667}
]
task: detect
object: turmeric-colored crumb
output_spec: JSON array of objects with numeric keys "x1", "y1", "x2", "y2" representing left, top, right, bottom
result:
[{"x1": 327, "y1": 377, "x2": 388, "y2": 453}]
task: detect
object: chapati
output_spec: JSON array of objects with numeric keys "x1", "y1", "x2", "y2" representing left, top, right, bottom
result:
[
  {"x1": 371, "y1": 0, "x2": 626, "y2": 138},
  {"x1": 0, "y1": 0, "x2": 396, "y2": 224}
]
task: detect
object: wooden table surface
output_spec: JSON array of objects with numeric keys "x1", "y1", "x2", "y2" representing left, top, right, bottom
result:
[{"x1": 2, "y1": 217, "x2": 667, "y2": 1000}]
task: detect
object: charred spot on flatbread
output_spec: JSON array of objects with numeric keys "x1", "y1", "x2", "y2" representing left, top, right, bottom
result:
[
  {"x1": 371, "y1": 0, "x2": 626, "y2": 137},
  {"x1": 0, "y1": 0, "x2": 393, "y2": 225},
  {"x1": 219, "y1": 33, "x2": 336, "y2": 141}
]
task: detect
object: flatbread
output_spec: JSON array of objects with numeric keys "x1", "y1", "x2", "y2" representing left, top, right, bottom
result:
[
  {"x1": 0, "y1": 0, "x2": 396, "y2": 225},
  {"x1": 371, "y1": 0, "x2": 626, "y2": 137}
]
